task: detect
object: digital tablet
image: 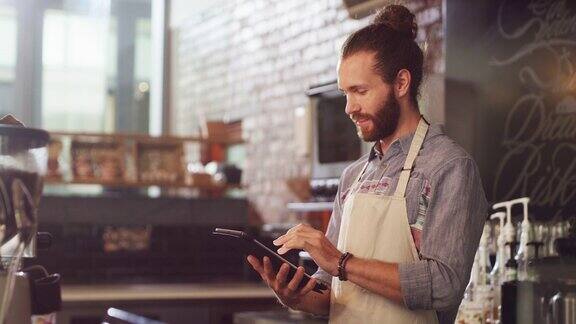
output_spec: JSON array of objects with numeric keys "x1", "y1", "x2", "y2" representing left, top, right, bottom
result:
[{"x1": 212, "y1": 228, "x2": 328, "y2": 293}]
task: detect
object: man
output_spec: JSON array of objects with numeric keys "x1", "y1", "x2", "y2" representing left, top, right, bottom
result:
[{"x1": 248, "y1": 5, "x2": 487, "y2": 324}]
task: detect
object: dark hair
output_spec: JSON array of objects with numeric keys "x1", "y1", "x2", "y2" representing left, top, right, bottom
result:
[{"x1": 341, "y1": 5, "x2": 424, "y2": 104}]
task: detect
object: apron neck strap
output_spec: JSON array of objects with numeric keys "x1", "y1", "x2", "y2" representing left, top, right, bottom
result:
[
  {"x1": 394, "y1": 117, "x2": 429, "y2": 198},
  {"x1": 349, "y1": 158, "x2": 370, "y2": 194}
]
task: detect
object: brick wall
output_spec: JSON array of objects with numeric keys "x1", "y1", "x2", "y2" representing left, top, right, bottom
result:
[{"x1": 171, "y1": 0, "x2": 444, "y2": 223}]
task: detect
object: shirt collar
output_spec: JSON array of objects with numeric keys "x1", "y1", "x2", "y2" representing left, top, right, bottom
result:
[
  {"x1": 368, "y1": 139, "x2": 403, "y2": 161},
  {"x1": 368, "y1": 124, "x2": 445, "y2": 161},
  {"x1": 369, "y1": 143, "x2": 382, "y2": 161}
]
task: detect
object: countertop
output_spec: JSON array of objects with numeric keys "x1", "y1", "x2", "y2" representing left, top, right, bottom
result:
[
  {"x1": 235, "y1": 311, "x2": 328, "y2": 324},
  {"x1": 61, "y1": 282, "x2": 276, "y2": 302}
]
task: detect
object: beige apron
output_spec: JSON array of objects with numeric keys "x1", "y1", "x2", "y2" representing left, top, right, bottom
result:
[{"x1": 329, "y1": 118, "x2": 439, "y2": 324}]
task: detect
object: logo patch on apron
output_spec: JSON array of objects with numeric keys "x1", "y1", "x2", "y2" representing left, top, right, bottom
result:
[{"x1": 342, "y1": 178, "x2": 393, "y2": 200}]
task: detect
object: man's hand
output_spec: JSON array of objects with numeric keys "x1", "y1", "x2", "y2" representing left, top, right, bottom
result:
[
  {"x1": 246, "y1": 255, "x2": 319, "y2": 309},
  {"x1": 273, "y1": 223, "x2": 342, "y2": 276}
]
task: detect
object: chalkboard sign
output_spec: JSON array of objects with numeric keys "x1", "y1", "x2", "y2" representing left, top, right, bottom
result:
[{"x1": 446, "y1": 0, "x2": 576, "y2": 220}]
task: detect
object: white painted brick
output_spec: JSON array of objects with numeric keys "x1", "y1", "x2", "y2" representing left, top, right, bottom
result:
[{"x1": 172, "y1": 0, "x2": 444, "y2": 223}]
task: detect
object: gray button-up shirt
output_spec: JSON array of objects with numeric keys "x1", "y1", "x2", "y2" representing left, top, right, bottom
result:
[{"x1": 313, "y1": 124, "x2": 488, "y2": 324}]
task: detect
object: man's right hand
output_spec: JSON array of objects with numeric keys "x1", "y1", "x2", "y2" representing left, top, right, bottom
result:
[{"x1": 246, "y1": 255, "x2": 319, "y2": 310}]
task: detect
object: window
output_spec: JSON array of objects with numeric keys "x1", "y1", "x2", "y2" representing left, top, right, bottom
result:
[
  {"x1": 42, "y1": 9, "x2": 114, "y2": 132},
  {"x1": 0, "y1": 5, "x2": 17, "y2": 115},
  {"x1": 0, "y1": 0, "x2": 155, "y2": 133}
]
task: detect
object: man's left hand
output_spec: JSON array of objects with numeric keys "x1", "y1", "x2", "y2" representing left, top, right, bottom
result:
[{"x1": 273, "y1": 223, "x2": 342, "y2": 276}]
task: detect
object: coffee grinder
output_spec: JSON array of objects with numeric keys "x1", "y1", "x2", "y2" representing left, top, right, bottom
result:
[{"x1": 0, "y1": 119, "x2": 60, "y2": 323}]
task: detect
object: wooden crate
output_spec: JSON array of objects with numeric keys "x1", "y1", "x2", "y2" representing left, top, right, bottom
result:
[
  {"x1": 71, "y1": 137, "x2": 126, "y2": 183},
  {"x1": 134, "y1": 139, "x2": 185, "y2": 185}
]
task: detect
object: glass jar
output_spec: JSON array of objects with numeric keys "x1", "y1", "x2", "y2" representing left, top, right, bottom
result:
[{"x1": 0, "y1": 124, "x2": 49, "y2": 259}]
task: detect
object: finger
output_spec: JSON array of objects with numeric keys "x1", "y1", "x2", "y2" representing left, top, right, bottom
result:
[
  {"x1": 273, "y1": 225, "x2": 300, "y2": 247},
  {"x1": 287, "y1": 266, "x2": 306, "y2": 292},
  {"x1": 247, "y1": 255, "x2": 269, "y2": 282},
  {"x1": 276, "y1": 263, "x2": 290, "y2": 287},
  {"x1": 288, "y1": 223, "x2": 310, "y2": 234},
  {"x1": 277, "y1": 237, "x2": 309, "y2": 255},
  {"x1": 278, "y1": 224, "x2": 303, "y2": 242},
  {"x1": 262, "y1": 256, "x2": 276, "y2": 282},
  {"x1": 277, "y1": 240, "x2": 293, "y2": 254},
  {"x1": 272, "y1": 234, "x2": 288, "y2": 246},
  {"x1": 298, "y1": 277, "x2": 318, "y2": 297},
  {"x1": 273, "y1": 231, "x2": 295, "y2": 246},
  {"x1": 275, "y1": 228, "x2": 320, "y2": 247},
  {"x1": 285, "y1": 224, "x2": 301, "y2": 234},
  {"x1": 277, "y1": 245, "x2": 292, "y2": 255},
  {"x1": 247, "y1": 255, "x2": 262, "y2": 272}
]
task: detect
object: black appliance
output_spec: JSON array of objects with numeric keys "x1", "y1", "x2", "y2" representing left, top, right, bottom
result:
[
  {"x1": 30, "y1": 195, "x2": 259, "y2": 284},
  {"x1": 307, "y1": 82, "x2": 369, "y2": 201}
]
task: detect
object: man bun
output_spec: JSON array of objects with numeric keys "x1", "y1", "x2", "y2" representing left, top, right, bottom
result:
[
  {"x1": 341, "y1": 4, "x2": 423, "y2": 104},
  {"x1": 373, "y1": 5, "x2": 417, "y2": 41}
]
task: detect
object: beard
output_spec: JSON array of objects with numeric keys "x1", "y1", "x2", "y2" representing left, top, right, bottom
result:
[{"x1": 352, "y1": 92, "x2": 400, "y2": 142}]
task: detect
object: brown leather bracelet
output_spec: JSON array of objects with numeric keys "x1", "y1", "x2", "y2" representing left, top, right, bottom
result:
[{"x1": 337, "y1": 252, "x2": 353, "y2": 281}]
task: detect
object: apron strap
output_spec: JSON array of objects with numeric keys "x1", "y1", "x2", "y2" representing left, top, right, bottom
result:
[
  {"x1": 348, "y1": 159, "x2": 370, "y2": 196},
  {"x1": 394, "y1": 117, "x2": 429, "y2": 198}
]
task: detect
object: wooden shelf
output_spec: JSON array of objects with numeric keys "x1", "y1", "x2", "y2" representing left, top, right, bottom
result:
[
  {"x1": 45, "y1": 129, "x2": 245, "y2": 195},
  {"x1": 61, "y1": 283, "x2": 274, "y2": 302},
  {"x1": 44, "y1": 178, "x2": 243, "y2": 190},
  {"x1": 48, "y1": 131, "x2": 244, "y2": 145}
]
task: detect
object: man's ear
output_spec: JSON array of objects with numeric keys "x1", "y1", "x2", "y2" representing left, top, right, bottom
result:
[{"x1": 394, "y1": 69, "x2": 411, "y2": 99}]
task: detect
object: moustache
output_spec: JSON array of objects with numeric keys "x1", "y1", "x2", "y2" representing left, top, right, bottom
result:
[{"x1": 350, "y1": 113, "x2": 375, "y2": 123}]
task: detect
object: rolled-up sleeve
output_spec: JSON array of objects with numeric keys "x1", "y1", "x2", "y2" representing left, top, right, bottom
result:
[
  {"x1": 399, "y1": 157, "x2": 488, "y2": 311},
  {"x1": 312, "y1": 173, "x2": 347, "y2": 285}
]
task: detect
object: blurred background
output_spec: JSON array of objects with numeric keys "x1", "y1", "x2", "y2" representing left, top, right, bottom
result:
[{"x1": 0, "y1": 0, "x2": 574, "y2": 323}]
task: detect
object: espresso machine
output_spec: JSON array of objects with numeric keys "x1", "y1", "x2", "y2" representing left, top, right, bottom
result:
[{"x1": 0, "y1": 117, "x2": 61, "y2": 323}]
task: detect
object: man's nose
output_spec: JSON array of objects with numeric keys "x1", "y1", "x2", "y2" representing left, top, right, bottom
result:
[{"x1": 344, "y1": 98, "x2": 360, "y2": 115}]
